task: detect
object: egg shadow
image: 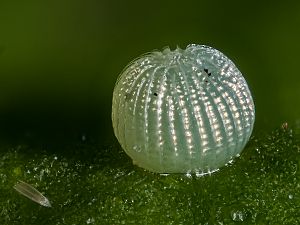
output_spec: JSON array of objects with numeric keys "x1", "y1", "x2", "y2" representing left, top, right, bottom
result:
[{"x1": 0, "y1": 95, "x2": 133, "y2": 170}]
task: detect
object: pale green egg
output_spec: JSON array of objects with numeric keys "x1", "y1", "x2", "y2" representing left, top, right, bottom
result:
[{"x1": 112, "y1": 44, "x2": 255, "y2": 174}]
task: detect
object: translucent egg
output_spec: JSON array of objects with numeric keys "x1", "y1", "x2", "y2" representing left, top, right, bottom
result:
[{"x1": 112, "y1": 44, "x2": 255, "y2": 174}]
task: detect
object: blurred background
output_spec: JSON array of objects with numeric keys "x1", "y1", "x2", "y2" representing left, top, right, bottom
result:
[{"x1": 0, "y1": 0, "x2": 299, "y2": 145}]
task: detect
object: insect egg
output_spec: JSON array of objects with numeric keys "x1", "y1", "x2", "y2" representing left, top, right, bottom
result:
[{"x1": 112, "y1": 44, "x2": 255, "y2": 174}]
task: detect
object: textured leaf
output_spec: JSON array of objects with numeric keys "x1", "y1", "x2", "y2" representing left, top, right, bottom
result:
[{"x1": 0, "y1": 125, "x2": 299, "y2": 224}]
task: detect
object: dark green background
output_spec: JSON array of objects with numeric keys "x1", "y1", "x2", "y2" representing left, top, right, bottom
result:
[
  {"x1": 1, "y1": 1, "x2": 300, "y2": 224},
  {"x1": 1, "y1": 0, "x2": 300, "y2": 143}
]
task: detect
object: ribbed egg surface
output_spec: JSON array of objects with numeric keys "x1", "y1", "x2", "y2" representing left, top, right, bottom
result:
[{"x1": 112, "y1": 44, "x2": 255, "y2": 174}]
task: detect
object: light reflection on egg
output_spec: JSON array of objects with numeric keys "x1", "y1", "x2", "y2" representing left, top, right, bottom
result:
[{"x1": 112, "y1": 44, "x2": 255, "y2": 174}]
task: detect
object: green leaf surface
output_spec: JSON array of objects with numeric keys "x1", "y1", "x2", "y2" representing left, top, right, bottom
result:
[{"x1": 0, "y1": 126, "x2": 299, "y2": 225}]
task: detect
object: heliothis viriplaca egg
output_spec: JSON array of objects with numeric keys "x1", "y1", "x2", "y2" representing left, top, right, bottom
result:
[{"x1": 112, "y1": 44, "x2": 255, "y2": 174}]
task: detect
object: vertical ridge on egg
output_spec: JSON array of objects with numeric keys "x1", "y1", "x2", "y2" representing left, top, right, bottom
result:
[{"x1": 112, "y1": 44, "x2": 255, "y2": 174}]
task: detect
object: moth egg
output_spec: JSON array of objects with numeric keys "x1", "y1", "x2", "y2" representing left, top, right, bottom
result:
[{"x1": 112, "y1": 44, "x2": 255, "y2": 174}]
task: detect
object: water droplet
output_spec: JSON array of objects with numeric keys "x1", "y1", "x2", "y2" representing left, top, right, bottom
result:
[
  {"x1": 185, "y1": 172, "x2": 192, "y2": 178},
  {"x1": 231, "y1": 210, "x2": 245, "y2": 221},
  {"x1": 86, "y1": 218, "x2": 95, "y2": 224}
]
